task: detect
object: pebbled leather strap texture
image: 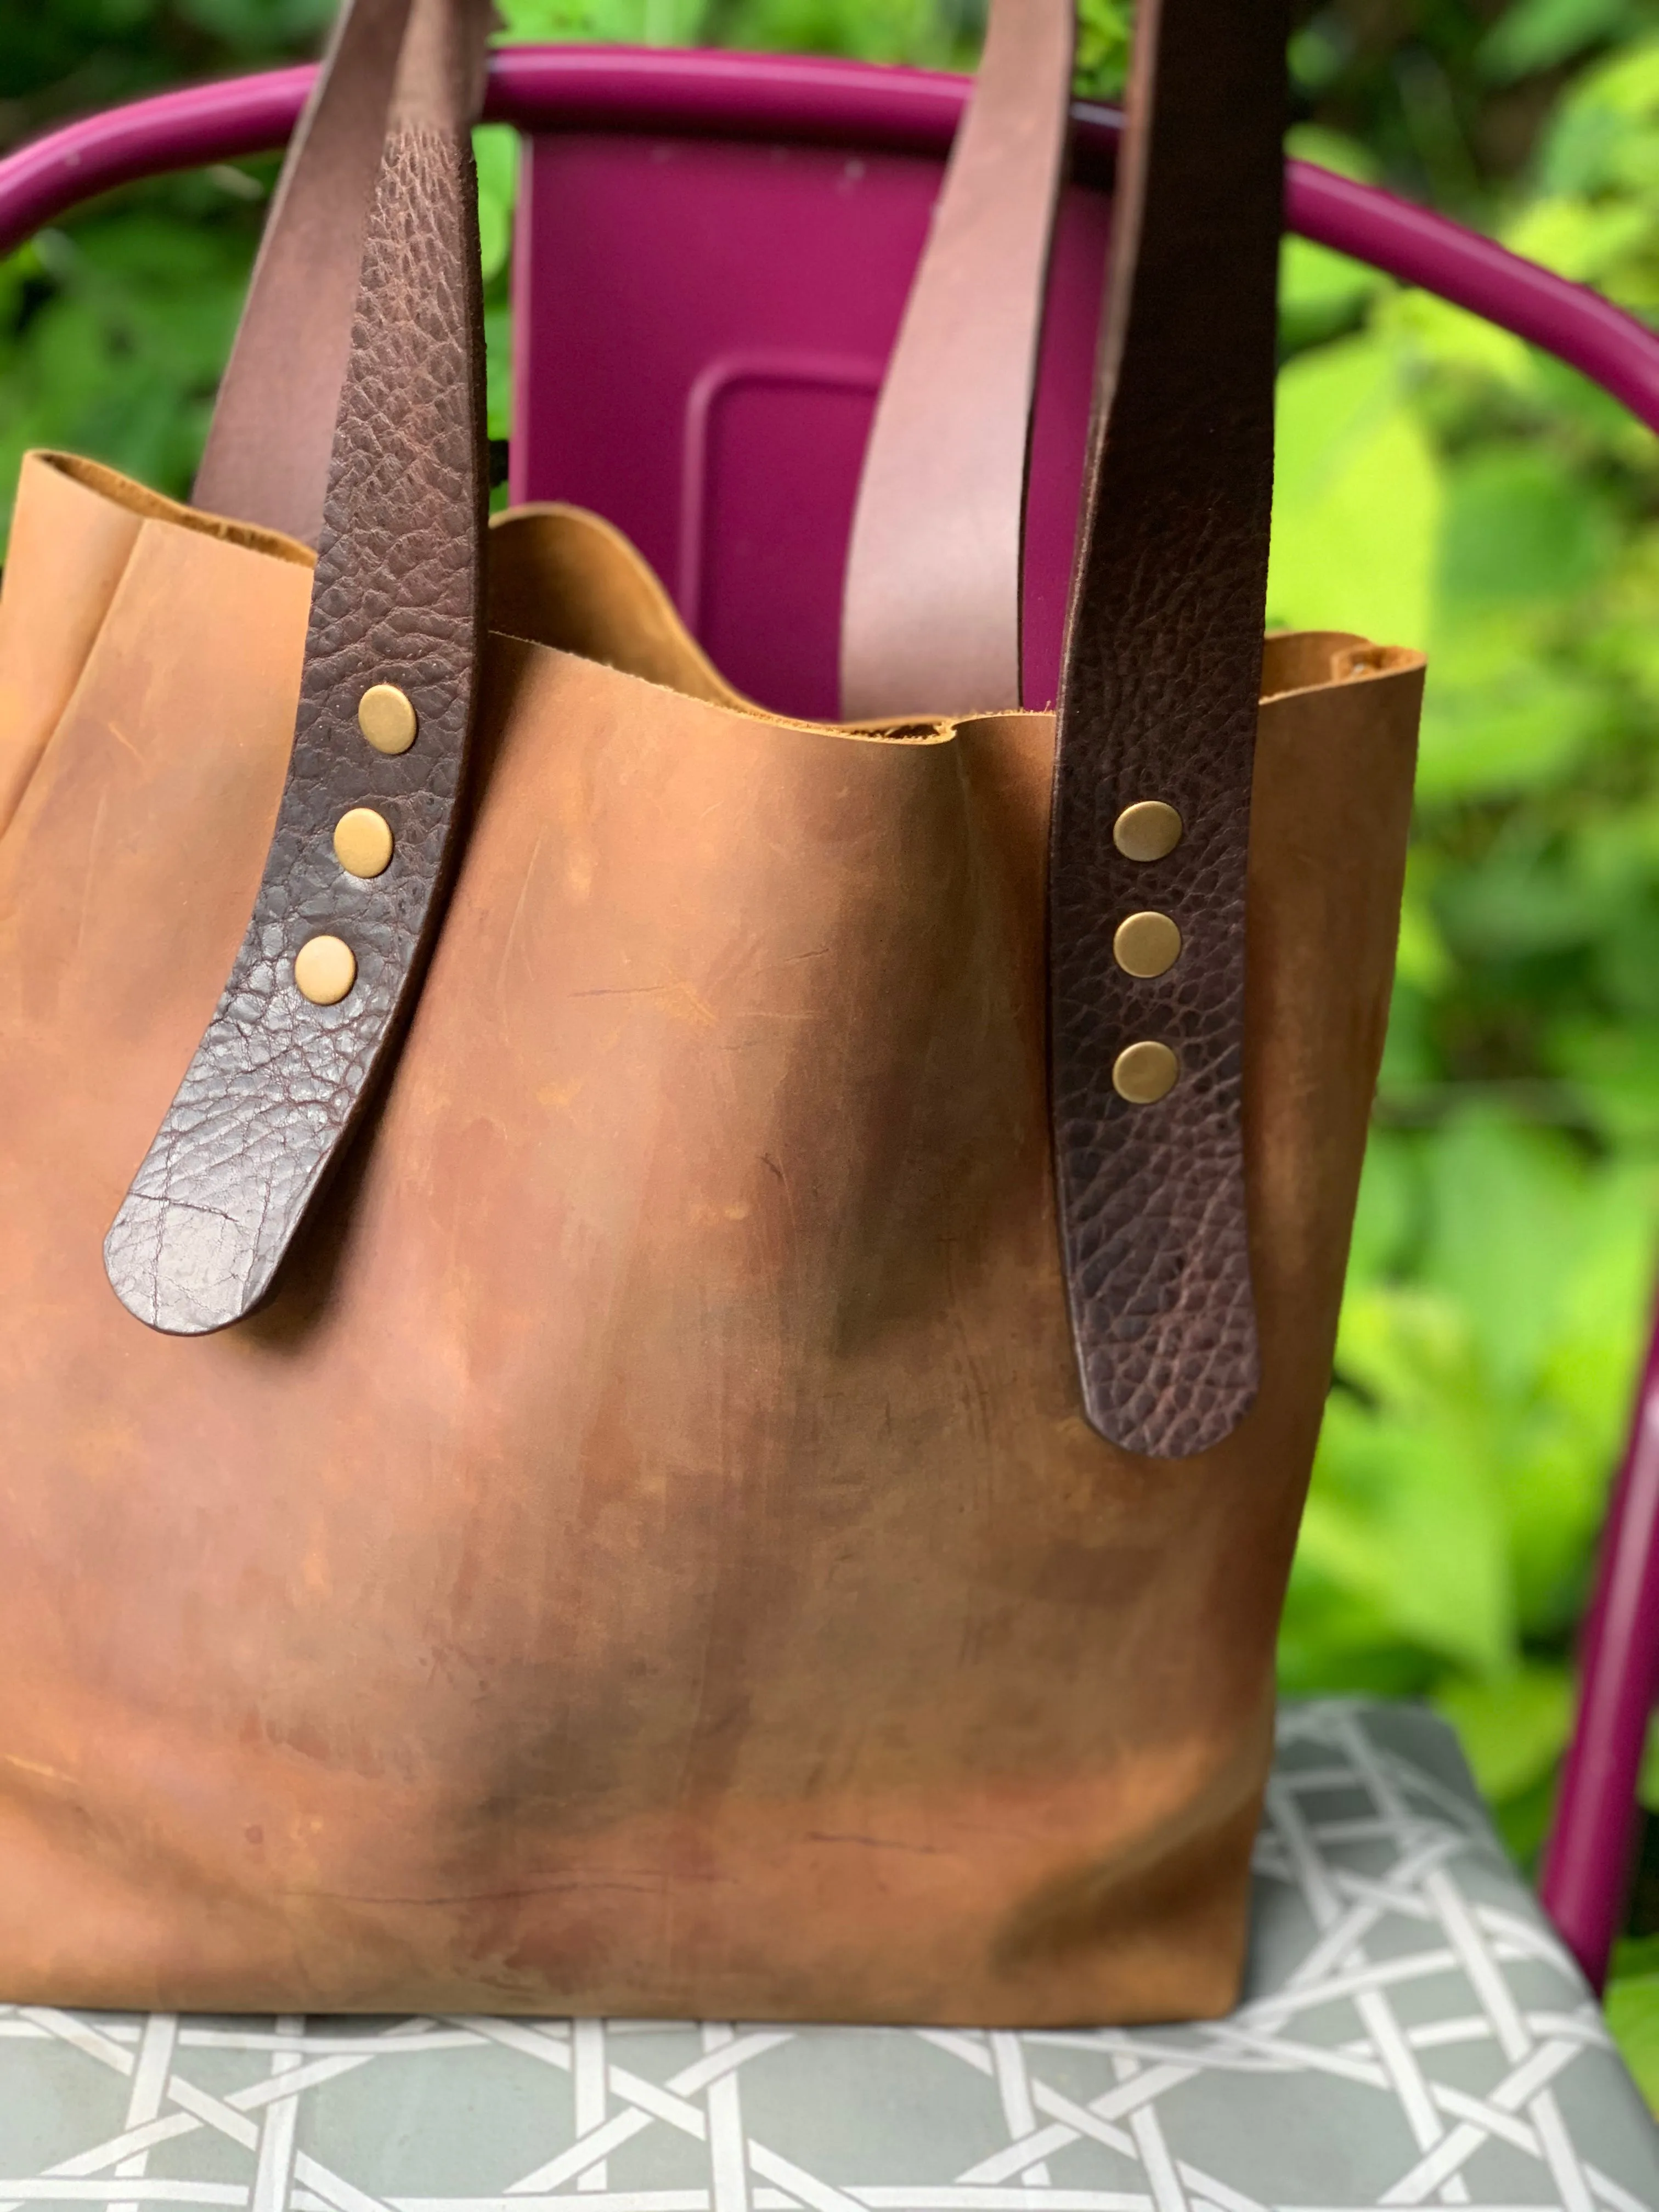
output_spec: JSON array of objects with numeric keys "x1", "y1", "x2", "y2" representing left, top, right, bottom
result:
[
  {"x1": 839, "y1": 0, "x2": 1075, "y2": 721},
  {"x1": 193, "y1": 0, "x2": 416, "y2": 548},
  {"x1": 1049, "y1": 0, "x2": 1291, "y2": 1457},
  {"x1": 115, "y1": 0, "x2": 1295, "y2": 1451},
  {"x1": 105, "y1": 0, "x2": 493, "y2": 1333}
]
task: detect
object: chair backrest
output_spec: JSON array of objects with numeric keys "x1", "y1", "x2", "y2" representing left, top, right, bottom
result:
[
  {"x1": 510, "y1": 83, "x2": 1109, "y2": 719},
  {"x1": 4, "y1": 36, "x2": 1659, "y2": 1993},
  {"x1": 497, "y1": 52, "x2": 1659, "y2": 724}
]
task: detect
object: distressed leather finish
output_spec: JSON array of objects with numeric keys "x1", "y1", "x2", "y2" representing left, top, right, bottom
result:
[
  {"x1": 105, "y1": 0, "x2": 489, "y2": 1333},
  {"x1": 838, "y1": 0, "x2": 1075, "y2": 719},
  {"x1": 1050, "y1": 0, "x2": 1291, "y2": 1456},
  {"x1": 0, "y1": 460, "x2": 1423, "y2": 2018}
]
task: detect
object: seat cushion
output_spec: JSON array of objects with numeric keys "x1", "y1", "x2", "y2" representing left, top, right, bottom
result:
[{"x1": 2, "y1": 1701, "x2": 1654, "y2": 2207}]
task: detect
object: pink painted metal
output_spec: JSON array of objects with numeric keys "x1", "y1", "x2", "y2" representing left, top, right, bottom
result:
[
  {"x1": 8, "y1": 48, "x2": 1659, "y2": 432},
  {"x1": 2, "y1": 41, "x2": 1657, "y2": 1987},
  {"x1": 509, "y1": 115, "x2": 1109, "y2": 715},
  {"x1": 513, "y1": 128, "x2": 940, "y2": 715},
  {"x1": 1542, "y1": 1309, "x2": 1659, "y2": 1993},
  {"x1": 0, "y1": 65, "x2": 314, "y2": 249}
]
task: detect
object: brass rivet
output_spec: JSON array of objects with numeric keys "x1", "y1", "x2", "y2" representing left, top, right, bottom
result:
[
  {"x1": 334, "y1": 806, "x2": 394, "y2": 879},
  {"x1": 294, "y1": 934, "x2": 356, "y2": 1007},
  {"x1": 1113, "y1": 800, "x2": 1183, "y2": 862},
  {"x1": 1113, "y1": 1040, "x2": 1178, "y2": 1104},
  {"x1": 358, "y1": 683, "x2": 417, "y2": 756},
  {"x1": 1113, "y1": 910, "x2": 1183, "y2": 979}
]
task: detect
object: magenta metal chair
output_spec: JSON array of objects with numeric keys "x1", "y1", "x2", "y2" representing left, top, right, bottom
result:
[{"x1": 3, "y1": 49, "x2": 1658, "y2": 2183}]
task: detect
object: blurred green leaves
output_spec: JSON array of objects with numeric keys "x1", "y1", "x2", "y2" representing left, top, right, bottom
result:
[
  {"x1": 1074, "y1": 0, "x2": 1130, "y2": 99},
  {"x1": 0, "y1": 171, "x2": 259, "y2": 511},
  {"x1": 496, "y1": 0, "x2": 975, "y2": 63},
  {"x1": 1479, "y1": 0, "x2": 1644, "y2": 86},
  {"x1": 1610, "y1": 1936, "x2": 1659, "y2": 2107},
  {"x1": 1269, "y1": 20, "x2": 1659, "y2": 1912},
  {"x1": 1282, "y1": 1113, "x2": 1654, "y2": 1862},
  {"x1": 1266, "y1": 330, "x2": 1443, "y2": 647}
]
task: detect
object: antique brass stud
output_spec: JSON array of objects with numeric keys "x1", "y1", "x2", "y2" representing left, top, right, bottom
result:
[
  {"x1": 295, "y1": 934, "x2": 357, "y2": 1007},
  {"x1": 1113, "y1": 800, "x2": 1182, "y2": 862},
  {"x1": 1113, "y1": 1040, "x2": 1178, "y2": 1104},
  {"x1": 1113, "y1": 910, "x2": 1182, "y2": 979},
  {"x1": 334, "y1": 806, "x2": 394, "y2": 879},
  {"x1": 358, "y1": 682, "x2": 417, "y2": 756}
]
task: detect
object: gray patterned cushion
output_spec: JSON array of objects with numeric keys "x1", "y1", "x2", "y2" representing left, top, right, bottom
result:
[{"x1": 3, "y1": 1701, "x2": 1655, "y2": 2210}]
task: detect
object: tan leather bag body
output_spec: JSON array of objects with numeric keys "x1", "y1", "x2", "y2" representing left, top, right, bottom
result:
[{"x1": 0, "y1": 0, "x2": 1424, "y2": 2023}]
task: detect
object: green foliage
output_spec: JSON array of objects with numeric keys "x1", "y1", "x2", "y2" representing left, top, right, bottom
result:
[
  {"x1": 0, "y1": 171, "x2": 266, "y2": 511},
  {"x1": 1269, "y1": 37, "x2": 1659, "y2": 1880},
  {"x1": 1479, "y1": 0, "x2": 1646, "y2": 86},
  {"x1": 1610, "y1": 1936, "x2": 1659, "y2": 2108},
  {"x1": 1267, "y1": 29, "x2": 1659, "y2": 2087},
  {"x1": 8, "y1": 0, "x2": 1659, "y2": 2100},
  {"x1": 496, "y1": 0, "x2": 976, "y2": 63},
  {"x1": 1074, "y1": 0, "x2": 1130, "y2": 99}
]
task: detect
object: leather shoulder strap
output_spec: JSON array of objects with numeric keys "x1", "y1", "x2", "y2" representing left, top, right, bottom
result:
[
  {"x1": 107, "y1": 0, "x2": 494, "y2": 1332},
  {"x1": 193, "y1": 0, "x2": 417, "y2": 547},
  {"x1": 1049, "y1": 0, "x2": 1290, "y2": 1457},
  {"x1": 838, "y1": 0, "x2": 1075, "y2": 720}
]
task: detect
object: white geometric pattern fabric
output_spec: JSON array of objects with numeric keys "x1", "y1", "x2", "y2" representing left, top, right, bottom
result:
[{"x1": 1, "y1": 1703, "x2": 1654, "y2": 2209}]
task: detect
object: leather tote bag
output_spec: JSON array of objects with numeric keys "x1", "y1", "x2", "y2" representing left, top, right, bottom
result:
[{"x1": 0, "y1": 0, "x2": 1425, "y2": 2024}]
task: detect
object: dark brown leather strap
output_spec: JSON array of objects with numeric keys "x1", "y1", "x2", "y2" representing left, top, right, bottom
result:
[
  {"x1": 839, "y1": 0, "x2": 1074, "y2": 720},
  {"x1": 106, "y1": 0, "x2": 493, "y2": 1333},
  {"x1": 193, "y1": 0, "x2": 416, "y2": 547},
  {"x1": 1049, "y1": 0, "x2": 1290, "y2": 1457}
]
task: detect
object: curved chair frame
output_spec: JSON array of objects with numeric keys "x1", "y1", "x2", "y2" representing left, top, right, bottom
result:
[{"x1": 1, "y1": 42, "x2": 1655, "y2": 1995}]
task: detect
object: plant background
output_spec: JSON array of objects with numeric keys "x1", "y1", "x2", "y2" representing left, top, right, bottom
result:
[{"x1": 7, "y1": 0, "x2": 1659, "y2": 2098}]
